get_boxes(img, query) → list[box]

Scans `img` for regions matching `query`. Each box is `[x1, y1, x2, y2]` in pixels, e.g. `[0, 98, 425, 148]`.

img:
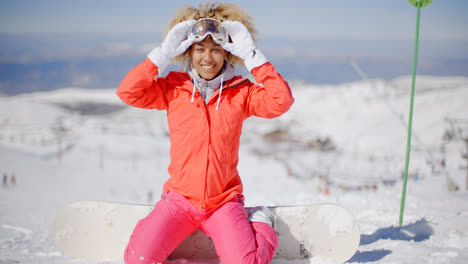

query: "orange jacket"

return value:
[117, 58, 294, 210]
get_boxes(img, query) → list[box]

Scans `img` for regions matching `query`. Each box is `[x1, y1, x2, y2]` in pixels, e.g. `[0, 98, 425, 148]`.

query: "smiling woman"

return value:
[189, 36, 228, 80]
[115, 2, 294, 264]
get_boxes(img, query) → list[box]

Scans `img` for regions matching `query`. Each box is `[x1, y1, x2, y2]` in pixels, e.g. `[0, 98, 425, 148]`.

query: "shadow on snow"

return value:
[347, 218, 433, 263]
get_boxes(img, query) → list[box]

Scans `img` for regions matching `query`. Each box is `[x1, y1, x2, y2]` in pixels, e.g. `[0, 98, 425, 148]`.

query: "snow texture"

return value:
[1, 75, 468, 263]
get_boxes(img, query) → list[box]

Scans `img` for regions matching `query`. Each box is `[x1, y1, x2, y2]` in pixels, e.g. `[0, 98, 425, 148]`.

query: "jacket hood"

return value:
[185, 60, 236, 107]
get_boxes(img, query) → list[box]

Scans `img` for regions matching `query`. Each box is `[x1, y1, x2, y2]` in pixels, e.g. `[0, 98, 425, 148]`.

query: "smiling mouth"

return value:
[202, 65, 215, 70]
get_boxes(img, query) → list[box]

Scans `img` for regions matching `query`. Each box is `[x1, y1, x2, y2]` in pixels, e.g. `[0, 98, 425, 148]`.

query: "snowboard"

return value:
[52, 201, 360, 263]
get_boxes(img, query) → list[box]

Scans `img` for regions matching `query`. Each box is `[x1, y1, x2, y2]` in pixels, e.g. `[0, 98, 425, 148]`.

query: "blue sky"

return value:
[1, 0, 467, 55]
[0, 0, 467, 93]
[1, 0, 467, 38]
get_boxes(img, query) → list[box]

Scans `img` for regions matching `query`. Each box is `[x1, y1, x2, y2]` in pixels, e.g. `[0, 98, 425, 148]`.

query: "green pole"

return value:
[399, 0, 432, 226]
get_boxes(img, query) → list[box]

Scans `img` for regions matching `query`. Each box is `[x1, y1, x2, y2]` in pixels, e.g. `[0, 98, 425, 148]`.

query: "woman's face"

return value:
[189, 36, 228, 80]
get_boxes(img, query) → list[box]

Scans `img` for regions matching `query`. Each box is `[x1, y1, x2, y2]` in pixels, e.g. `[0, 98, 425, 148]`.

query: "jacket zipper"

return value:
[173, 72, 249, 210]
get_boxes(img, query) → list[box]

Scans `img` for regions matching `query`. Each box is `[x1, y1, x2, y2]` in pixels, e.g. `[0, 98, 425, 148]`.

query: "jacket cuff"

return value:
[147, 46, 169, 76]
[244, 48, 268, 72]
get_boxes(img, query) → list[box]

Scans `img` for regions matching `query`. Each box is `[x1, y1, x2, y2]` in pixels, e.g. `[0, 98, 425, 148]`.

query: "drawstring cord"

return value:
[190, 82, 196, 102]
[190, 76, 224, 110]
[216, 76, 224, 110]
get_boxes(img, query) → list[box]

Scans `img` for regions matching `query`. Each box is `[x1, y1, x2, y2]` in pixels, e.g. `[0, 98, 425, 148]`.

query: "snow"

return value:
[1, 75, 468, 263]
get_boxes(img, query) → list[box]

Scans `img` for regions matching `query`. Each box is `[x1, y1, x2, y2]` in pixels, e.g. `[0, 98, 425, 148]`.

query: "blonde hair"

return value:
[165, 1, 258, 66]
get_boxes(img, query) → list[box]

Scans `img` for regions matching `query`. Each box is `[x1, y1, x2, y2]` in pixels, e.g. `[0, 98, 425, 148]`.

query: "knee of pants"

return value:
[201, 201, 277, 264]
[123, 192, 198, 263]
[233, 223, 279, 264]
[124, 217, 171, 264]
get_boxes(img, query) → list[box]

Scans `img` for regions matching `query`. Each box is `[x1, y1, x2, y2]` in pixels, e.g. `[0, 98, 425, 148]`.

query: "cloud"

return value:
[0, 32, 159, 63]
[71, 74, 95, 87]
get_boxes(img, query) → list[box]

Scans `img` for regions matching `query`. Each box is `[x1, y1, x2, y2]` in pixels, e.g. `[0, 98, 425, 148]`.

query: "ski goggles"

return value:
[188, 18, 228, 45]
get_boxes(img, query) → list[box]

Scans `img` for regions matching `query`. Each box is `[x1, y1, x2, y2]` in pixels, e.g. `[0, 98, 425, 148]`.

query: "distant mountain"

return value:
[2, 56, 467, 95]
[1, 32, 467, 95]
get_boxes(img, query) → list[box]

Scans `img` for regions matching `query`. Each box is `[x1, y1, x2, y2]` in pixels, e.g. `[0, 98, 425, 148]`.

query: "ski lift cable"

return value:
[348, 57, 434, 163]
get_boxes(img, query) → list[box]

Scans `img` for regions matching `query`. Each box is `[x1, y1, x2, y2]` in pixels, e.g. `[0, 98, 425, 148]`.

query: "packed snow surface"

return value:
[1, 75, 468, 263]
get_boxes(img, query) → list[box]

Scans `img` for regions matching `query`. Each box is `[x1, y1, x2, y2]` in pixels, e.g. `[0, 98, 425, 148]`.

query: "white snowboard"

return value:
[52, 201, 360, 263]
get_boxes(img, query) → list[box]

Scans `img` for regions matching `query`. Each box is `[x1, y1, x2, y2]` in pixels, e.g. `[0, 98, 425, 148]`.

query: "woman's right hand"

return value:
[148, 20, 195, 75]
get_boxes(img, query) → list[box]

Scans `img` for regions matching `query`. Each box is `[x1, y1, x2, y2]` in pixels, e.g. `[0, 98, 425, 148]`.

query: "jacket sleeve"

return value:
[246, 62, 294, 118]
[116, 58, 171, 110]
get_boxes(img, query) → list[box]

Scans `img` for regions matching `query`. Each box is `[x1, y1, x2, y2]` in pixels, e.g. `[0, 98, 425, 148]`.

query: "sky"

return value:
[0, 0, 467, 93]
[0, 0, 466, 38]
[1, 0, 467, 56]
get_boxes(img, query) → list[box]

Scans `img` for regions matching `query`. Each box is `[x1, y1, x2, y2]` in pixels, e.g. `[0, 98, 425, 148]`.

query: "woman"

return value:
[117, 2, 294, 264]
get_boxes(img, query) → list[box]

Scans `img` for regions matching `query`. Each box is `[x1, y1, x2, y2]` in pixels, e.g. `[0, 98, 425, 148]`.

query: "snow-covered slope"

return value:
[1, 76, 468, 263]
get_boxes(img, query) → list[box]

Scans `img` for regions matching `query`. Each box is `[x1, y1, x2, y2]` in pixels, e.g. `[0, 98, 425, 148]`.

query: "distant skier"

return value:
[2, 173, 7, 187]
[117, 2, 294, 264]
[11, 173, 16, 185]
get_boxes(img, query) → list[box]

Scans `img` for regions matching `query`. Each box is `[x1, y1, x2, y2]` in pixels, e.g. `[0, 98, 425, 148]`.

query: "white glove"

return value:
[221, 21, 268, 72]
[147, 20, 196, 75]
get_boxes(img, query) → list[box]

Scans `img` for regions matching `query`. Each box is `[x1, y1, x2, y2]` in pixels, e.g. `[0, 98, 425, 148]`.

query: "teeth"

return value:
[202, 65, 214, 69]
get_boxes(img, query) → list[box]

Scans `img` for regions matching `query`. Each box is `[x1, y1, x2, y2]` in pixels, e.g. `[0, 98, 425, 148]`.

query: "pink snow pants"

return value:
[124, 190, 278, 264]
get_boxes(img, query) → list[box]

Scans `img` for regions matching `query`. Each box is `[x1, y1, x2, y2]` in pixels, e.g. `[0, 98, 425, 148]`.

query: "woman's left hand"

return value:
[220, 21, 255, 61]
[221, 21, 268, 71]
